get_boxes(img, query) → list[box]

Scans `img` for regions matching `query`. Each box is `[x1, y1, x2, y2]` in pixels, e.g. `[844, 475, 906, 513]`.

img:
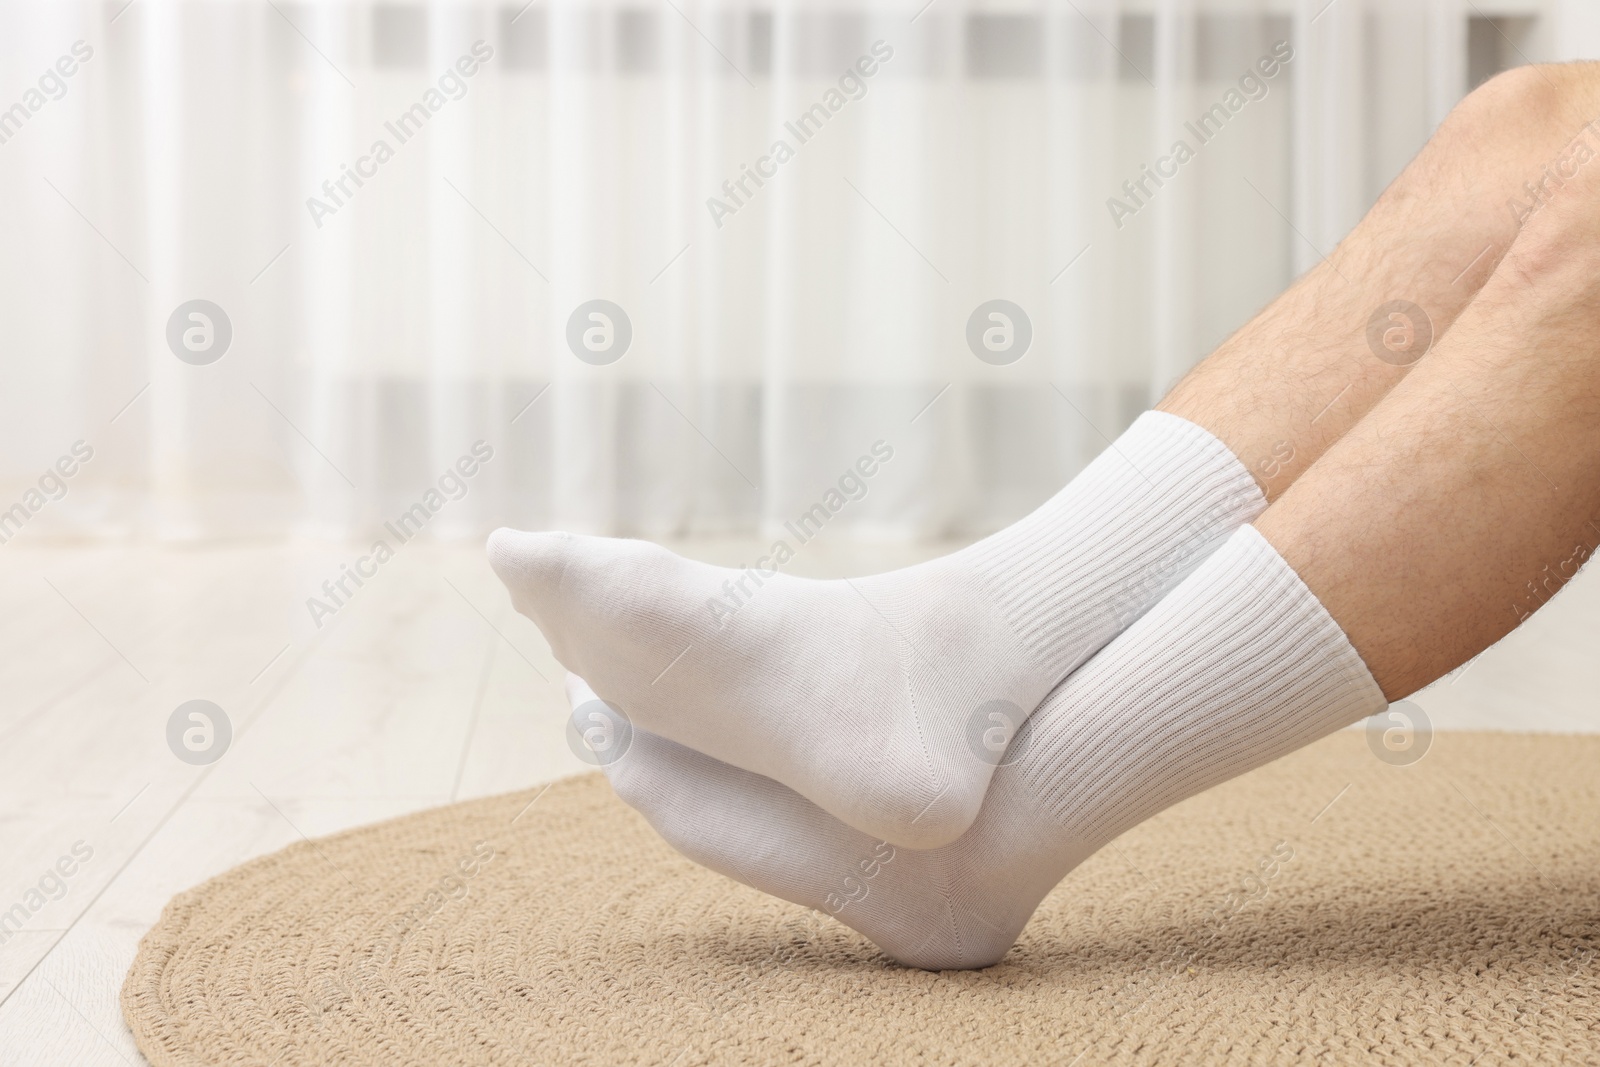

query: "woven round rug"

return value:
[123, 731, 1600, 1065]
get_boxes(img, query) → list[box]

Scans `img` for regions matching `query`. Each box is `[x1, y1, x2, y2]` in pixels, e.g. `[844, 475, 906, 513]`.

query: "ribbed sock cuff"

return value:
[1024, 524, 1387, 840]
[965, 411, 1266, 674]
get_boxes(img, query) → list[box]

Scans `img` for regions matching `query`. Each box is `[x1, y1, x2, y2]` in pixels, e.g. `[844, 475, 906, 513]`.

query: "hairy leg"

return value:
[1258, 68, 1600, 697]
[1164, 63, 1600, 497]
[494, 68, 1600, 851]
[570, 63, 1600, 969]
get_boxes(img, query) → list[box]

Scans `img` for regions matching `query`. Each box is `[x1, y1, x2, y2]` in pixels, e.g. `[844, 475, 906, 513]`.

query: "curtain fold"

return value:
[0, 0, 1562, 544]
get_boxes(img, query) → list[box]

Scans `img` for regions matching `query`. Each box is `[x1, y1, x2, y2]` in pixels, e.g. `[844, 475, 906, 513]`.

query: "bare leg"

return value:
[1258, 66, 1600, 697]
[540, 64, 1600, 971]
[495, 67, 1600, 845]
[1163, 64, 1600, 498]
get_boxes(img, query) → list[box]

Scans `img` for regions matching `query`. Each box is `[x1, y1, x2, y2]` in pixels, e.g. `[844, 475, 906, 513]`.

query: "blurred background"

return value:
[5, 0, 1594, 544]
[5, 2, 1600, 1058]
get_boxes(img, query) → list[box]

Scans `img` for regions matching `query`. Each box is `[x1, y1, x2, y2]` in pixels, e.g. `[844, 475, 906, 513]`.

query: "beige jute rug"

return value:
[122, 732, 1600, 1065]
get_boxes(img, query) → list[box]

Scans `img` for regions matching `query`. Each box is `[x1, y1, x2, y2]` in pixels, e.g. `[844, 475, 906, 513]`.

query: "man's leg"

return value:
[1163, 63, 1600, 497]
[569, 63, 1600, 968]
[493, 64, 1600, 851]
[582, 191, 1600, 958]
[1258, 79, 1600, 696]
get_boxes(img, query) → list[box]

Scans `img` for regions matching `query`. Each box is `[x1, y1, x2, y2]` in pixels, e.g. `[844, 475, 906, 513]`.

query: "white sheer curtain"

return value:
[0, 0, 1586, 543]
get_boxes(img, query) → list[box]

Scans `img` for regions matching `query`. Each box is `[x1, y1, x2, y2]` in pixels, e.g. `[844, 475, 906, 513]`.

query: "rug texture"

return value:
[122, 732, 1600, 1065]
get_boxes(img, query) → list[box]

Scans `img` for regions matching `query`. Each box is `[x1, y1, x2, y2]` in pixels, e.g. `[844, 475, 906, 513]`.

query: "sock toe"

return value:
[487, 527, 599, 650]
[486, 527, 571, 589]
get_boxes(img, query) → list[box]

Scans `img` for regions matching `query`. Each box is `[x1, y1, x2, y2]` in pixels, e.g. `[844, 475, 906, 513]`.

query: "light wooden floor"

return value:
[1, 536, 1597, 1064]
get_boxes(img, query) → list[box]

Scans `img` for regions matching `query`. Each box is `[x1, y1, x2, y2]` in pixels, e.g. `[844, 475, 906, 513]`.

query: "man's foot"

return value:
[577, 526, 1386, 968]
[492, 412, 1262, 848]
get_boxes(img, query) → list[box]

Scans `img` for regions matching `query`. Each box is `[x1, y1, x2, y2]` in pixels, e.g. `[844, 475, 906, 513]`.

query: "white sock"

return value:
[578, 526, 1387, 969]
[491, 411, 1263, 848]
